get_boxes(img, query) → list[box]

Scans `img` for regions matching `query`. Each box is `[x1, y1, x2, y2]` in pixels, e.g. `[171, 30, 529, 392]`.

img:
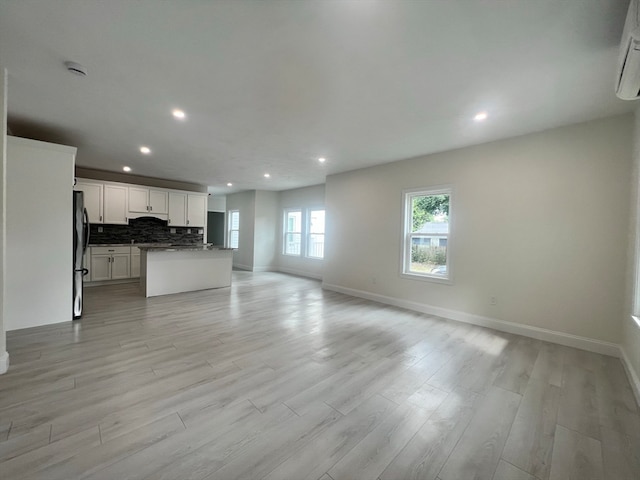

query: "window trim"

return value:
[283, 208, 303, 256]
[227, 209, 239, 249]
[400, 185, 453, 285]
[306, 207, 325, 259]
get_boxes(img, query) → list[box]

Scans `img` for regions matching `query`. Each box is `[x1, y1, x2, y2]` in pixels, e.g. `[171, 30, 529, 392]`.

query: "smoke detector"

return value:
[64, 61, 87, 77]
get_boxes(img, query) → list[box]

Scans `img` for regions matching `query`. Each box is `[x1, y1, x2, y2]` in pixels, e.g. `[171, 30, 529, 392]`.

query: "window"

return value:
[282, 207, 326, 259]
[228, 210, 239, 248]
[307, 209, 325, 259]
[402, 187, 451, 281]
[284, 209, 302, 255]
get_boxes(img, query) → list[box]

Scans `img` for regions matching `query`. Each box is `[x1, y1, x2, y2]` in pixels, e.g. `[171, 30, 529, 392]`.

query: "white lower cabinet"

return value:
[131, 247, 141, 278]
[90, 246, 132, 281]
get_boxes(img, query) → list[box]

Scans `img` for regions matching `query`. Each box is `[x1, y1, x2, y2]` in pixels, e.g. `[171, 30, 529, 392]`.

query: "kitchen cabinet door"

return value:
[149, 189, 168, 214]
[111, 254, 130, 279]
[128, 187, 149, 213]
[187, 194, 207, 227]
[168, 192, 187, 227]
[75, 181, 103, 223]
[104, 185, 128, 224]
[130, 253, 141, 278]
[91, 255, 111, 281]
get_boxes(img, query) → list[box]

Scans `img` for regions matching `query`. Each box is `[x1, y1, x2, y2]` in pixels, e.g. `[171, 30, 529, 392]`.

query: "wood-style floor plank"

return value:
[0, 272, 637, 479]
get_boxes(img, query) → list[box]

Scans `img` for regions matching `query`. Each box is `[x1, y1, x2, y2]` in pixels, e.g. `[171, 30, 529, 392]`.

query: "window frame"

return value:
[283, 208, 303, 256]
[227, 209, 240, 249]
[306, 208, 325, 259]
[400, 186, 453, 284]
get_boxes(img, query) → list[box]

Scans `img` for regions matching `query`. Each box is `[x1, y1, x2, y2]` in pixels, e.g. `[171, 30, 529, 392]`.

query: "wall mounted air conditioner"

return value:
[616, 0, 640, 100]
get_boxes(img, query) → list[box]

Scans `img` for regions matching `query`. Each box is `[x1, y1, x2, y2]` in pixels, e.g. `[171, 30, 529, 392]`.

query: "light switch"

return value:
[170, 228, 176, 234]
[198, 229, 203, 234]
[187, 228, 191, 234]
[97, 226, 103, 233]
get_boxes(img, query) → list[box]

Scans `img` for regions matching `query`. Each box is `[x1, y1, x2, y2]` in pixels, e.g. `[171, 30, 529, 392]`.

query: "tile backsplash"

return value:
[89, 217, 203, 245]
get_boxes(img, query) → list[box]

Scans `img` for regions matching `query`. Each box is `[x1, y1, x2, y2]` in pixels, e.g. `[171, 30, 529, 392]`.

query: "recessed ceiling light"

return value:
[474, 111, 488, 122]
[227, 182, 233, 187]
[264, 173, 271, 178]
[318, 157, 326, 163]
[123, 166, 131, 172]
[140, 146, 151, 154]
[172, 109, 186, 120]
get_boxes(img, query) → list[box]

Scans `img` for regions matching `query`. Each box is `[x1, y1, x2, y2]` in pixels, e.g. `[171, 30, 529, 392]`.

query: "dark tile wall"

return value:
[89, 216, 204, 245]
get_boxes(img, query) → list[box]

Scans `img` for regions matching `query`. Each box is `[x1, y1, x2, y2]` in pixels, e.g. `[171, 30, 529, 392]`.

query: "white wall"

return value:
[277, 184, 325, 279]
[0, 68, 7, 373]
[324, 115, 632, 346]
[623, 108, 640, 403]
[226, 190, 255, 270]
[6, 137, 76, 331]
[253, 191, 278, 272]
[208, 194, 226, 212]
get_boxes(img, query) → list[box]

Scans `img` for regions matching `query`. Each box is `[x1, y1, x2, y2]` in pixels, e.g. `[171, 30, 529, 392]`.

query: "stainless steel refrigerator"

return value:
[73, 191, 90, 319]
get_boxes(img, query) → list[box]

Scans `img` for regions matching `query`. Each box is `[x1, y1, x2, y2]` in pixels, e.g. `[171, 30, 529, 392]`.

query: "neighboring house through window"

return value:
[402, 187, 452, 281]
[228, 209, 239, 248]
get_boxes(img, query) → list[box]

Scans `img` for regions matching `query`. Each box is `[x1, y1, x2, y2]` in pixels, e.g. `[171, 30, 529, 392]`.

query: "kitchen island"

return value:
[139, 245, 234, 297]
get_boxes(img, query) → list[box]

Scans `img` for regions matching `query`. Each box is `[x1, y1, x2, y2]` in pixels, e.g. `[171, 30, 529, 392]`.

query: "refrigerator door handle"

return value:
[83, 208, 90, 252]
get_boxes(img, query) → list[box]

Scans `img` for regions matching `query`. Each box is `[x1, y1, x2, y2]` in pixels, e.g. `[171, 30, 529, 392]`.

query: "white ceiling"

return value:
[0, 0, 635, 194]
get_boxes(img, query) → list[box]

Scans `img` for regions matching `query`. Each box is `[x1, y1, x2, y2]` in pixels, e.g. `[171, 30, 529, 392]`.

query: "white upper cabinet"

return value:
[128, 187, 149, 213]
[74, 180, 103, 223]
[103, 184, 128, 224]
[187, 194, 207, 227]
[75, 178, 205, 229]
[168, 192, 188, 227]
[128, 187, 168, 215]
[149, 189, 168, 214]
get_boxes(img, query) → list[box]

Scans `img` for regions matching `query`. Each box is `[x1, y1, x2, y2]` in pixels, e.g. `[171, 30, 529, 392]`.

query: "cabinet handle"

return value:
[149, 205, 152, 211]
[187, 219, 189, 225]
[99, 215, 102, 222]
[168, 219, 170, 224]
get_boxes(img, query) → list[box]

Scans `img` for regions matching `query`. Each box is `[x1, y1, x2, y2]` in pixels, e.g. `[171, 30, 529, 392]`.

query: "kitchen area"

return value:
[5, 135, 231, 333]
[75, 176, 232, 302]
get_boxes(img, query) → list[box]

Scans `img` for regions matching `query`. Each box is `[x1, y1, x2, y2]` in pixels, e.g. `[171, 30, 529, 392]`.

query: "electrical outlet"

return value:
[198, 229, 203, 234]
[170, 228, 176, 234]
[97, 226, 103, 233]
[187, 228, 191, 234]
[490, 296, 497, 306]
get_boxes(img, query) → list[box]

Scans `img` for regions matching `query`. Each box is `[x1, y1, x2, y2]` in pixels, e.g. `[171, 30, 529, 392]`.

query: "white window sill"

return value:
[400, 271, 453, 285]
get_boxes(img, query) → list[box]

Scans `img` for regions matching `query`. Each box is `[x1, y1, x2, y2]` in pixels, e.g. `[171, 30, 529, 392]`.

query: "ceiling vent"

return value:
[64, 61, 87, 77]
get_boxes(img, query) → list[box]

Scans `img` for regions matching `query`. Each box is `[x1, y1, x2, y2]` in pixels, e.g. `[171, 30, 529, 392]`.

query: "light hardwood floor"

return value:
[1, 272, 639, 480]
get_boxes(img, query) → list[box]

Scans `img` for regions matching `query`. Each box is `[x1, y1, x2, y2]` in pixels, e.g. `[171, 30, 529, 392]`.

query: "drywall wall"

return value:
[253, 191, 279, 271]
[0, 68, 7, 373]
[623, 108, 640, 402]
[226, 190, 256, 270]
[324, 115, 632, 345]
[75, 167, 206, 193]
[208, 194, 226, 212]
[277, 184, 326, 279]
[6, 137, 76, 331]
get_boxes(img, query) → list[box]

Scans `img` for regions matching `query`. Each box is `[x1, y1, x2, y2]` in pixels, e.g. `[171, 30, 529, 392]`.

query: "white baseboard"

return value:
[0, 351, 9, 374]
[278, 267, 323, 280]
[620, 346, 640, 407]
[252, 266, 276, 273]
[233, 263, 253, 271]
[322, 283, 621, 358]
